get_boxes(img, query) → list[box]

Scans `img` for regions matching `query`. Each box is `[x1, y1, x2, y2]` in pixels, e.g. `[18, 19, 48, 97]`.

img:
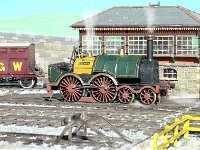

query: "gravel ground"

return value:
[0, 87, 199, 150]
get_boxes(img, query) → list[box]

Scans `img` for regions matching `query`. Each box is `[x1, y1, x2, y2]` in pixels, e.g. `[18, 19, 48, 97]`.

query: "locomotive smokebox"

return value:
[146, 35, 154, 61]
[139, 35, 159, 85]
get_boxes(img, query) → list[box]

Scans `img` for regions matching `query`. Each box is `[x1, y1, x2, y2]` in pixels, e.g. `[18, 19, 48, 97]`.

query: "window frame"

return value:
[128, 36, 174, 54]
[104, 36, 126, 54]
[162, 68, 178, 80]
[82, 35, 103, 55]
[153, 36, 174, 54]
[176, 35, 198, 55]
[128, 36, 146, 54]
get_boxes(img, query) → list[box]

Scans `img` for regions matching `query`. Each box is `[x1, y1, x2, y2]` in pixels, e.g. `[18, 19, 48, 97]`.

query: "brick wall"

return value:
[159, 64, 200, 98]
[0, 32, 78, 75]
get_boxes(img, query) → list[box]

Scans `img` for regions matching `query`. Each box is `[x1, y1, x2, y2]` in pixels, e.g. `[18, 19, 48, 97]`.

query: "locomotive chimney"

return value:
[146, 35, 154, 61]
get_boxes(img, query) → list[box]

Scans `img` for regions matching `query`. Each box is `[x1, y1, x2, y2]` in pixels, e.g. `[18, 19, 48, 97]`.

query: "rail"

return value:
[152, 115, 200, 150]
[55, 113, 132, 147]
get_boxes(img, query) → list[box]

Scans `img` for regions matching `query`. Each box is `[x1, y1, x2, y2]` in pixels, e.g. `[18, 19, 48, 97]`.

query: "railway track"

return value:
[0, 91, 200, 148]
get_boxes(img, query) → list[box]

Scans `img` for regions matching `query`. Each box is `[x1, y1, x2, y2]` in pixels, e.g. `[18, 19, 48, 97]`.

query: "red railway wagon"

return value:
[0, 43, 44, 88]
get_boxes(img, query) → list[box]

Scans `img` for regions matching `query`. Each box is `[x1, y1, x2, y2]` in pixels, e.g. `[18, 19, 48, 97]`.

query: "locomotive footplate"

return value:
[46, 82, 163, 104]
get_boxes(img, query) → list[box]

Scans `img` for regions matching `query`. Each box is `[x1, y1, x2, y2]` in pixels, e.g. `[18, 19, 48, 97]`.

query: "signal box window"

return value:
[177, 36, 198, 55]
[153, 36, 174, 54]
[105, 36, 126, 54]
[163, 68, 177, 79]
[128, 36, 146, 54]
[128, 36, 174, 54]
[82, 36, 102, 55]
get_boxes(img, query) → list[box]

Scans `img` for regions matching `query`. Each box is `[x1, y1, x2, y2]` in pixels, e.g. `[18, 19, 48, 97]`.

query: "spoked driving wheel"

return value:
[59, 76, 84, 102]
[20, 78, 35, 88]
[139, 88, 156, 105]
[118, 87, 134, 104]
[91, 75, 117, 103]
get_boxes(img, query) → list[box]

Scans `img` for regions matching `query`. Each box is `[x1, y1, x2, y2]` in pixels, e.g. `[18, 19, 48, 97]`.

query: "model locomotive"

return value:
[47, 36, 171, 105]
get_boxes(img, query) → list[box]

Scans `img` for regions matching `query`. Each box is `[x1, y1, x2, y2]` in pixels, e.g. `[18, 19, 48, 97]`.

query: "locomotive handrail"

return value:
[152, 115, 200, 150]
[70, 46, 78, 65]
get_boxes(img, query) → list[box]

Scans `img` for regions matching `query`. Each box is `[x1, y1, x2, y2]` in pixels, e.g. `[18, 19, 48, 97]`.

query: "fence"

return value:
[152, 115, 200, 150]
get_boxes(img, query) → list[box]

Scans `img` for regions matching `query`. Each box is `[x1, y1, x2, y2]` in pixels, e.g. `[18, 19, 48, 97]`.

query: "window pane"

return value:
[177, 36, 198, 54]
[82, 35, 102, 55]
[128, 36, 146, 54]
[163, 68, 177, 79]
[153, 36, 174, 54]
[105, 36, 126, 54]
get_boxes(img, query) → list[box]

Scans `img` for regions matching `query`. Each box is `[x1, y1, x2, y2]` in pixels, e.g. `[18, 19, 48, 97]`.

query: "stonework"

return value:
[159, 64, 200, 98]
[0, 32, 78, 75]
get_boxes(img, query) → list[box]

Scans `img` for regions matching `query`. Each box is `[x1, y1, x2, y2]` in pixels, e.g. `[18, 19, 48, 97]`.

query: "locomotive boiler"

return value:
[47, 36, 170, 105]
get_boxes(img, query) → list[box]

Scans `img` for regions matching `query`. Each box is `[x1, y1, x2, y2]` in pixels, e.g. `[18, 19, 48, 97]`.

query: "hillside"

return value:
[0, 13, 82, 37]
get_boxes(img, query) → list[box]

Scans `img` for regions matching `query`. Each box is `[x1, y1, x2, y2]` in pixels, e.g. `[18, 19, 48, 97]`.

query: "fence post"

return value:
[184, 116, 190, 138]
[84, 124, 87, 136]
[163, 125, 170, 150]
[153, 133, 159, 150]
[174, 118, 179, 147]
[68, 126, 72, 142]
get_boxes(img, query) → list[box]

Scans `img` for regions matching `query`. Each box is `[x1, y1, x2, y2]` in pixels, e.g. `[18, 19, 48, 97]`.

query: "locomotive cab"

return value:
[73, 53, 96, 75]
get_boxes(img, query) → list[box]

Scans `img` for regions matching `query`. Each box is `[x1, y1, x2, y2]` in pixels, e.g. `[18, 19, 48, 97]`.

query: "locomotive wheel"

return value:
[59, 76, 84, 102]
[139, 88, 156, 105]
[118, 87, 134, 104]
[91, 75, 117, 103]
[20, 78, 35, 88]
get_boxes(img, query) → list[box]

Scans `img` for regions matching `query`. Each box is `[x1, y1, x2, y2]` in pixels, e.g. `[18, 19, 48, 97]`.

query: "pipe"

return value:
[146, 35, 154, 61]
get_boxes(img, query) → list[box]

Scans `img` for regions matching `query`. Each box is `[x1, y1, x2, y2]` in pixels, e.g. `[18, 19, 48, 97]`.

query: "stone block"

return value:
[38, 50, 46, 57]
[44, 50, 52, 57]
[44, 56, 56, 61]
[44, 43, 53, 50]
[60, 44, 68, 50]
[53, 43, 61, 50]
[36, 43, 45, 49]
[51, 53, 59, 58]
[66, 45, 74, 51]
[0, 40, 7, 43]
[54, 57, 64, 61]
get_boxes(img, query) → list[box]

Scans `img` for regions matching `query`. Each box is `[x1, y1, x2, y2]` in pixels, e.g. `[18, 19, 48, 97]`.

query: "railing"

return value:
[153, 115, 200, 150]
[70, 46, 78, 65]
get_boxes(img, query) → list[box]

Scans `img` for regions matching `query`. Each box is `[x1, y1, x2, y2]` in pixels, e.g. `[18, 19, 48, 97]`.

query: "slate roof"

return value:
[71, 6, 200, 28]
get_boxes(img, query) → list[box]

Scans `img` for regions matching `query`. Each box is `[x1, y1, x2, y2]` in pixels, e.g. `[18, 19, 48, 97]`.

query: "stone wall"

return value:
[159, 64, 200, 98]
[0, 32, 78, 75]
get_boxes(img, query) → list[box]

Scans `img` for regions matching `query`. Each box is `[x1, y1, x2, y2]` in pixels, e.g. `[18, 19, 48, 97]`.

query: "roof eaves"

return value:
[74, 26, 200, 31]
[177, 6, 200, 25]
